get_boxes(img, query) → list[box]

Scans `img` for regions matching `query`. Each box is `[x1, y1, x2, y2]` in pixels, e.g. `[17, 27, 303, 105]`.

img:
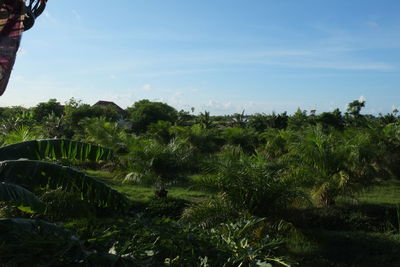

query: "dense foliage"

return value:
[1, 98, 400, 266]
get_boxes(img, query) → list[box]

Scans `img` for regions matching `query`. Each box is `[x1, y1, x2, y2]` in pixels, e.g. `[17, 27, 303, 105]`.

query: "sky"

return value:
[1, 0, 400, 115]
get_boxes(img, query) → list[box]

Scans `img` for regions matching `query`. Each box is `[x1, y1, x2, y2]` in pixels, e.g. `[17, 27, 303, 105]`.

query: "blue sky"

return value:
[1, 0, 400, 115]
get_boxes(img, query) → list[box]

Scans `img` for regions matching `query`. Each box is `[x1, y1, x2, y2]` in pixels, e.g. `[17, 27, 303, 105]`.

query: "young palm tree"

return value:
[286, 125, 380, 206]
[200, 145, 305, 216]
[123, 138, 194, 197]
[81, 116, 127, 151]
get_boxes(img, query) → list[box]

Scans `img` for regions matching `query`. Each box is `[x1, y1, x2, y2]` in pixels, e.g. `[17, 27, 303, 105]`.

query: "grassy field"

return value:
[87, 170, 212, 203]
[87, 170, 400, 266]
[358, 179, 400, 205]
[285, 179, 400, 266]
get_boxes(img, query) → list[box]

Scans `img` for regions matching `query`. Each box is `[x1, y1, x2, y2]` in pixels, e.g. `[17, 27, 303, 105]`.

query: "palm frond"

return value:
[181, 194, 239, 227]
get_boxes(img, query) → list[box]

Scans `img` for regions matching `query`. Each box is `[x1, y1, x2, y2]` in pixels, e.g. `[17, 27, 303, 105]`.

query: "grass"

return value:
[288, 230, 400, 267]
[88, 169, 400, 266]
[358, 179, 400, 205]
[284, 179, 400, 266]
[86, 170, 212, 203]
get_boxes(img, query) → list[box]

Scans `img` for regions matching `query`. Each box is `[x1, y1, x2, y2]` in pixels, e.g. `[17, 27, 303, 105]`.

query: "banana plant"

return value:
[0, 218, 89, 265]
[0, 138, 113, 162]
[0, 138, 129, 264]
[0, 159, 128, 211]
[0, 182, 44, 213]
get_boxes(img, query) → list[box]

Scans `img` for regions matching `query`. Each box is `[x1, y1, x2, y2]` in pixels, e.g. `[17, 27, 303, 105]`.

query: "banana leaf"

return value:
[0, 139, 113, 162]
[0, 160, 129, 211]
[0, 218, 88, 265]
[0, 182, 44, 213]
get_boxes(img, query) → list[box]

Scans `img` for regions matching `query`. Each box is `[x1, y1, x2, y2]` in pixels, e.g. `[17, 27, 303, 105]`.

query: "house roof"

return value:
[93, 101, 125, 113]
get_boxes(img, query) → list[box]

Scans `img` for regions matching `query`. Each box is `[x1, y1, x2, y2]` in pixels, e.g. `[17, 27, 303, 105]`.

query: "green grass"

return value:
[285, 179, 400, 266]
[358, 179, 400, 205]
[87, 169, 400, 266]
[288, 230, 400, 267]
[86, 170, 212, 203]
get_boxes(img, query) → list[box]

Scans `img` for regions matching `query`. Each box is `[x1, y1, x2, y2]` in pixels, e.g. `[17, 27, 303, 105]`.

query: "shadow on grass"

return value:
[291, 230, 400, 267]
[286, 203, 399, 232]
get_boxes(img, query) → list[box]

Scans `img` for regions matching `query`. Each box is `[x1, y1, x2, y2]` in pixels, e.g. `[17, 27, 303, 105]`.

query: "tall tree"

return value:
[126, 100, 178, 134]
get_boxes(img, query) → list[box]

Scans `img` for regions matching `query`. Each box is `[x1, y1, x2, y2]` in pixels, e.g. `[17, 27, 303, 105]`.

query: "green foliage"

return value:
[345, 99, 367, 127]
[2, 125, 43, 145]
[207, 217, 287, 267]
[248, 112, 288, 132]
[202, 146, 304, 216]
[127, 99, 178, 134]
[316, 109, 344, 130]
[0, 218, 89, 265]
[197, 110, 213, 129]
[230, 110, 247, 128]
[181, 194, 240, 227]
[38, 112, 67, 139]
[63, 99, 120, 137]
[170, 124, 222, 154]
[222, 127, 258, 153]
[0, 183, 44, 213]
[259, 128, 293, 160]
[0, 160, 129, 211]
[146, 120, 173, 143]
[41, 188, 96, 221]
[32, 98, 64, 122]
[2, 98, 400, 265]
[347, 99, 365, 117]
[0, 139, 113, 162]
[287, 109, 310, 131]
[123, 138, 193, 190]
[286, 126, 381, 206]
[80, 216, 288, 266]
[81, 116, 127, 150]
[145, 196, 189, 219]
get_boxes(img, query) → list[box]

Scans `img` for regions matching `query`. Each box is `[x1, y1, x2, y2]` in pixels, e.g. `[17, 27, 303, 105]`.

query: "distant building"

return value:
[93, 100, 131, 127]
[93, 101, 126, 115]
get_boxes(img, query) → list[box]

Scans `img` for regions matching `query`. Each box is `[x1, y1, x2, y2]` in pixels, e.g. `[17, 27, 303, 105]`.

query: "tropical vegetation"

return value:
[1, 98, 400, 266]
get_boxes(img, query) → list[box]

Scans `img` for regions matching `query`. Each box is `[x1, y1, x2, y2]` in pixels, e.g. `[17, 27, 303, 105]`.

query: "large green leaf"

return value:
[0, 139, 113, 162]
[0, 182, 44, 213]
[0, 160, 129, 211]
[0, 218, 88, 265]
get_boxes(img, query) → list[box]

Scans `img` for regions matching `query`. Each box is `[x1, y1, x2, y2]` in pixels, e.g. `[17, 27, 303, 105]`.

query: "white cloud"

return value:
[169, 91, 184, 105]
[359, 95, 366, 103]
[142, 84, 153, 91]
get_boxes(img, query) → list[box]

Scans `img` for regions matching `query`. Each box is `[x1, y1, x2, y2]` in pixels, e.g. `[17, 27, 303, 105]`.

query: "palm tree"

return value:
[123, 138, 194, 197]
[200, 145, 305, 216]
[197, 111, 213, 129]
[286, 125, 380, 206]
